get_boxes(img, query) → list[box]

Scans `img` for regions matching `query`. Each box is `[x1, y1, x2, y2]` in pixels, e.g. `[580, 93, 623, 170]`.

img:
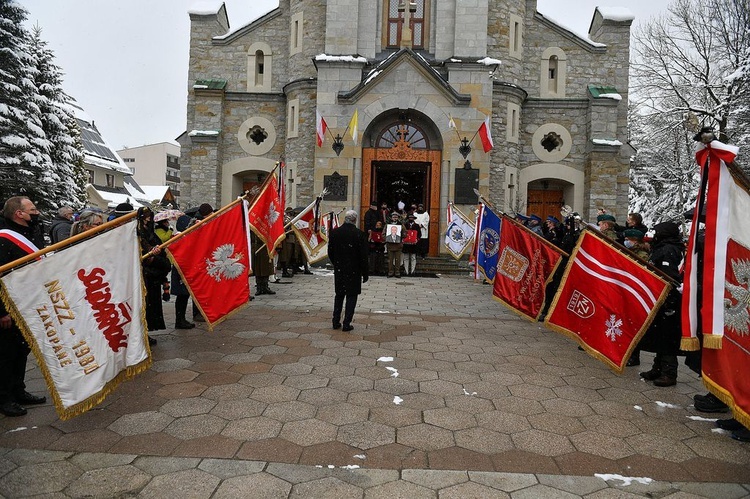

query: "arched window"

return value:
[247, 42, 273, 93]
[541, 48, 566, 98]
[376, 122, 428, 149]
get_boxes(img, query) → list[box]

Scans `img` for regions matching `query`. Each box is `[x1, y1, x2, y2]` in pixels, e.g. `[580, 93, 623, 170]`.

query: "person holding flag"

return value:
[0, 196, 48, 417]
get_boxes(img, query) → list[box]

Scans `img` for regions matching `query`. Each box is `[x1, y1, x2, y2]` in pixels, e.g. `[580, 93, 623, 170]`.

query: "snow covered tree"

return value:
[28, 25, 86, 211]
[0, 0, 54, 209]
[629, 0, 750, 221]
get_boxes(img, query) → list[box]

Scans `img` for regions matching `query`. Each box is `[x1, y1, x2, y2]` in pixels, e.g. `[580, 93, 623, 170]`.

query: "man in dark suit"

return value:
[328, 210, 368, 332]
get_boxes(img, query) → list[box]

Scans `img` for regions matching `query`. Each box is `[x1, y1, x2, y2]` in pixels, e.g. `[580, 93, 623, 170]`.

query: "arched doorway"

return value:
[360, 110, 442, 255]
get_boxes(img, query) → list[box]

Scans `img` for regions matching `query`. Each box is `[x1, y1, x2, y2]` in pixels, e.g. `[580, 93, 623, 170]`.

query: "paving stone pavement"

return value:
[1, 269, 749, 498]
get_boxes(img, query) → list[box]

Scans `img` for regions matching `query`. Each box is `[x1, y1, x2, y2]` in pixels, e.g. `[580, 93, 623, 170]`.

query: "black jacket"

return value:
[328, 222, 368, 295]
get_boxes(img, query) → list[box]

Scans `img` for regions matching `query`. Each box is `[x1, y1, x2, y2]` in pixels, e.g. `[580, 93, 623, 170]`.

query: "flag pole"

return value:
[0, 211, 138, 275]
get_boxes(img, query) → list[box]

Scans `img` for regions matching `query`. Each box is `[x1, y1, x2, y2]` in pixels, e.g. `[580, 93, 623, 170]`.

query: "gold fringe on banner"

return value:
[0, 278, 152, 420]
[704, 377, 750, 431]
[703, 335, 723, 350]
[680, 337, 701, 352]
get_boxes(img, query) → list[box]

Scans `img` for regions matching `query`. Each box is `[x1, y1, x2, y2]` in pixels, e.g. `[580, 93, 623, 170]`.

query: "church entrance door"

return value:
[527, 188, 564, 221]
[372, 162, 429, 210]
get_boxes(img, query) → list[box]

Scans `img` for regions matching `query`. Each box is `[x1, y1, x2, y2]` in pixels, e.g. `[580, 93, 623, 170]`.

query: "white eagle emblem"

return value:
[205, 244, 245, 282]
[725, 257, 750, 336]
[265, 201, 280, 226]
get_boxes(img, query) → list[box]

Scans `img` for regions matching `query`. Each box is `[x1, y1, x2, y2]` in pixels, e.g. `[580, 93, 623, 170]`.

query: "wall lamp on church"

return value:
[331, 133, 345, 156]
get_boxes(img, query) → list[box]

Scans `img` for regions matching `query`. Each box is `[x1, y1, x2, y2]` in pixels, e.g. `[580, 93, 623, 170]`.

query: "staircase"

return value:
[416, 256, 471, 276]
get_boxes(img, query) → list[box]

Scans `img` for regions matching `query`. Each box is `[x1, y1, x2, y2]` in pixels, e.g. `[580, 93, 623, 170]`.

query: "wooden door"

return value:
[527, 189, 564, 221]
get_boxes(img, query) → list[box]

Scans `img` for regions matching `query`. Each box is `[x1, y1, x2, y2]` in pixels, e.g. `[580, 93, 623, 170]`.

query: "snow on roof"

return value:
[477, 57, 502, 66]
[537, 12, 606, 48]
[597, 93, 622, 101]
[592, 138, 623, 146]
[188, 130, 220, 137]
[94, 189, 144, 210]
[597, 7, 635, 23]
[187, 0, 224, 16]
[315, 54, 368, 63]
[139, 185, 170, 202]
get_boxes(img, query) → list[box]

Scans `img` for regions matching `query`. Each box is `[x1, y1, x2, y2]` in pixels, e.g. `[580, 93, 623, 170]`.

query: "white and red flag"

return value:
[684, 148, 750, 427]
[545, 230, 671, 373]
[290, 196, 328, 264]
[316, 110, 328, 147]
[0, 221, 149, 419]
[478, 114, 493, 153]
[168, 201, 252, 330]
[492, 215, 565, 321]
[682, 139, 740, 350]
[247, 172, 286, 258]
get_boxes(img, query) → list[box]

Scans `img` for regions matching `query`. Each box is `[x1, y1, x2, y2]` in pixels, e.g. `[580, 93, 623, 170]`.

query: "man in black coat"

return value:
[0, 196, 48, 417]
[328, 210, 368, 332]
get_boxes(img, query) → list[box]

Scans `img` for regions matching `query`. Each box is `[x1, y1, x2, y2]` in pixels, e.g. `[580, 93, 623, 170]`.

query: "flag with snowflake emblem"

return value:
[544, 230, 671, 373]
[247, 172, 286, 258]
[168, 201, 252, 330]
[695, 156, 750, 428]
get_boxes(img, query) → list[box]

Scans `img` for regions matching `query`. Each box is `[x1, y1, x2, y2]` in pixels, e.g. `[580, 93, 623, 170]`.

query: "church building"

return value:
[181, 0, 633, 255]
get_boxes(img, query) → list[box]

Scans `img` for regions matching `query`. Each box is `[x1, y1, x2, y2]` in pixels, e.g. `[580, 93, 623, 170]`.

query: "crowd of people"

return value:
[362, 200, 429, 277]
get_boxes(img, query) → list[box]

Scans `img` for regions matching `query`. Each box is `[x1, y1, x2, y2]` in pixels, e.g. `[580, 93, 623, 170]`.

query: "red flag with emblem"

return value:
[492, 215, 565, 321]
[545, 230, 671, 373]
[696, 156, 750, 428]
[168, 201, 252, 330]
[247, 172, 286, 258]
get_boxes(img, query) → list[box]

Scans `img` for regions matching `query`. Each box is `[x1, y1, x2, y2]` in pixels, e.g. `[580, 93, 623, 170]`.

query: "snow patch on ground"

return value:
[595, 473, 653, 486]
[633, 405, 643, 411]
[377, 356, 394, 362]
[655, 401, 680, 409]
[687, 415, 718, 422]
[393, 396, 403, 405]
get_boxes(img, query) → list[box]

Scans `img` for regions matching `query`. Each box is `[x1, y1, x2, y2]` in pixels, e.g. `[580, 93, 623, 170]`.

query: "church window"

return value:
[247, 126, 268, 145]
[509, 14, 522, 59]
[385, 0, 427, 50]
[290, 12, 303, 54]
[247, 42, 273, 92]
[541, 47, 567, 98]
[376, 122, 428, 149]
[287, 99, 299, 138]
[541, 132, 562, 152]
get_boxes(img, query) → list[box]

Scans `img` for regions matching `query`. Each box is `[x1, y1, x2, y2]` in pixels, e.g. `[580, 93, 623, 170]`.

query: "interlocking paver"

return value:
[0, 274, 746, 497]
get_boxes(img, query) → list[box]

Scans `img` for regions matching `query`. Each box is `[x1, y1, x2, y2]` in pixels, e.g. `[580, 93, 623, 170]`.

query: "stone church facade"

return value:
[181, 0, 633, 255]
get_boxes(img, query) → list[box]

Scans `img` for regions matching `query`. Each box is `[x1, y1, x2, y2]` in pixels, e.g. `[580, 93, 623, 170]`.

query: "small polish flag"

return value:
[478, 115, 493, 153]
[316, 110, 328, 147]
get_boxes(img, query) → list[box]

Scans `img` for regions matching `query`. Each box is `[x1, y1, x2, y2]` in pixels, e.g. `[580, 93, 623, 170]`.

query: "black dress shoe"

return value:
[0, 401, 27, 417]
[639, 368, 661, 381]
[332, 323, 341, 330]
[653, 374, 677, 387]
[342, 325, 354, 332]
[731, 427, 750, 442]
[15, 391, 46, 405]
[148, 336, 158, 346]
[626, 356, 640, 367]
[694, 393, 729, 413]
[716, 418, 744, 431]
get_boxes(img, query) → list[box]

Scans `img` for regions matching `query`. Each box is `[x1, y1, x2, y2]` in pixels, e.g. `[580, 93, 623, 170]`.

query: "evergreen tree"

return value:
[28, 25, 86, 211]
[0, 0, 53, 209]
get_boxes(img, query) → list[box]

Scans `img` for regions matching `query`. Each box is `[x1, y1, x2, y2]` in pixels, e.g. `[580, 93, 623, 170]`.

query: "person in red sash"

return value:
[0, 196, 48, 417]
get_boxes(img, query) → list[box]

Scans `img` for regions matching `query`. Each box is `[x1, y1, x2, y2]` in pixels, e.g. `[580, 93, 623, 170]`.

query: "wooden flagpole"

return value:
[0, 211, 138, 275]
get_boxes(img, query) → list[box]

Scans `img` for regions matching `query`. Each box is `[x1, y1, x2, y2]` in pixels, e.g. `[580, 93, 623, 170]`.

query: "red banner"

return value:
[545, 230, 671, 373]
[492, 216, 565, 321]
[247, 173, 286, 258]
[168, 202, 251, 330]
